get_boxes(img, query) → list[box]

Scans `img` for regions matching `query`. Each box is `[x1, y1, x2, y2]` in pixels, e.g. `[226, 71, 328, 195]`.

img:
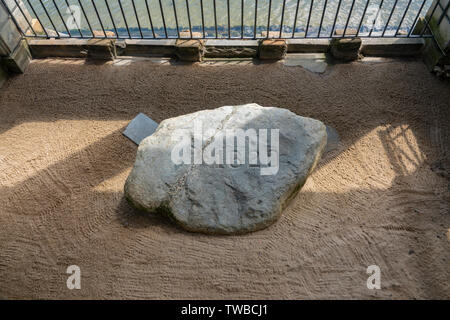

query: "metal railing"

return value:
[1, 0, 447, 39]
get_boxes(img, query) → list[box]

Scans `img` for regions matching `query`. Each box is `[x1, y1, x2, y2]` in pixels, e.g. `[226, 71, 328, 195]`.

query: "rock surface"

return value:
[330, 38, 362, 61]
[125, 104, 327, 234]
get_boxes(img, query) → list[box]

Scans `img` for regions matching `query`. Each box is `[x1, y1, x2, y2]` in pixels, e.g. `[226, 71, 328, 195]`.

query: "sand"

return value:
[0, 57, 448, 299]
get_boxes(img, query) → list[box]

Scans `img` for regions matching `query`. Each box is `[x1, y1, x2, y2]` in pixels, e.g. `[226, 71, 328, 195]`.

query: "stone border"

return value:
[27, 38, 427, 60]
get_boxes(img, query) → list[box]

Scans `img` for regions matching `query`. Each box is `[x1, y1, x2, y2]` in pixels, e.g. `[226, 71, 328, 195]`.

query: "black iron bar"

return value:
[227, 0, 230, 38]
[213, 0, 217, 37]
[420, 0, 440, 36]
[241, 0, 244, 38]
[52, 0, 71, 36]
[356, 0, 370, 36]
[118, 0, 131, 38]
[266, 0, 272, 38]
[171, 0, 179, 38]
[254, 0, 258, 38]
[368, 0, 384, 37]
[395, 0, 412, 36]
[437, 0, 449, 26]
[343, 0, 355, 37]
[38, 0, 60, 37]
[292, 0, 300, 38]
[318, 0, 328, 37]
[201, 0, 205, 38]
[407, 0, 426, 37]
[381, 0, 399, 37]
[279, 0, 286, 38]
[26, 0, 49, 37]
[76, 0, 94, 37]
[330, 0, 343, 37]
[0, 0, 26, 35]
[305, 0, 314, 37]
[91, 0, 107, 37]
[12, 0, 37, 36]
[185, 0, 192, 38]
[104, 0, 118, 38]
[158, 0, 167, 38]
[131, 0, 143, 38]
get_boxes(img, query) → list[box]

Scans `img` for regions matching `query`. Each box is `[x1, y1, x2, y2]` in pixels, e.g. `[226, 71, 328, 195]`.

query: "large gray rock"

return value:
[125, 104, 327, 234]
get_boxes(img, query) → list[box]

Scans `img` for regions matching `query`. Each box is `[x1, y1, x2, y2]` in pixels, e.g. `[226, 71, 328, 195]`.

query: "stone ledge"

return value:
[286, 39, 330, 53]
[204, 40, 258, 58]
[28, 39, 89, 58]
[361, 38, 424, 56]
[27, 38, 432, 60]
[124, 39, 176, 56]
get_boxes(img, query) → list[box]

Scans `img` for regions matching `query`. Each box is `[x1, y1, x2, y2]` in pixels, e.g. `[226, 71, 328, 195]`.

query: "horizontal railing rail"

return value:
[1, 0, 445, 39]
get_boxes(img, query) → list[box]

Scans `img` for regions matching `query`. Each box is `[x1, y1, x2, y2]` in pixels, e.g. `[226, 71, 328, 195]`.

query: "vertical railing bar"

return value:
[437, 0, 449, 25]
[118, 0, 131, 38]
[279, 0, 286, 38]
[65, 0, 83, 37]
[213, 0, 218, 38]
[104, 0, 119, 38]
[330, 0, 342, 37]
[343, 0, 355, 37]
[266, 0, 272, 38]
[38, 0, 60, 37]
[356, 0, 370, 36]
[185, 0, 192, 38]
[131, 0, 143, 38]
[381, 0, 399, 37]
[171, 0, 179, 38]
[1, 0, 26, 35]
[368, 0, 384, 37]
[254, 0, 258, 38]
[200, 0, 205, 38]
[318, 0, 328, 37]
[91, 0, 107, 38]
[77, 0, 94, 37]
[26, 0, 48, 37]
[12, 0, 37, 36]
[52, 0, 71, 37]
[407, 0, 426, 37]
[227, 0, 230, 38]
[241, 0, 244, 38]
[420, 0, 440, 36]
[394, 0, 412, 36]
[159, 0, 168, 38]
[292, 0, 300, 38]
[305, 0, 314, 38]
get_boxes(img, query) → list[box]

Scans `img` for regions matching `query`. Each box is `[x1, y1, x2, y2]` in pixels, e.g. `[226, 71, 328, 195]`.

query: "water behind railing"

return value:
[18, 0, 434, 38]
